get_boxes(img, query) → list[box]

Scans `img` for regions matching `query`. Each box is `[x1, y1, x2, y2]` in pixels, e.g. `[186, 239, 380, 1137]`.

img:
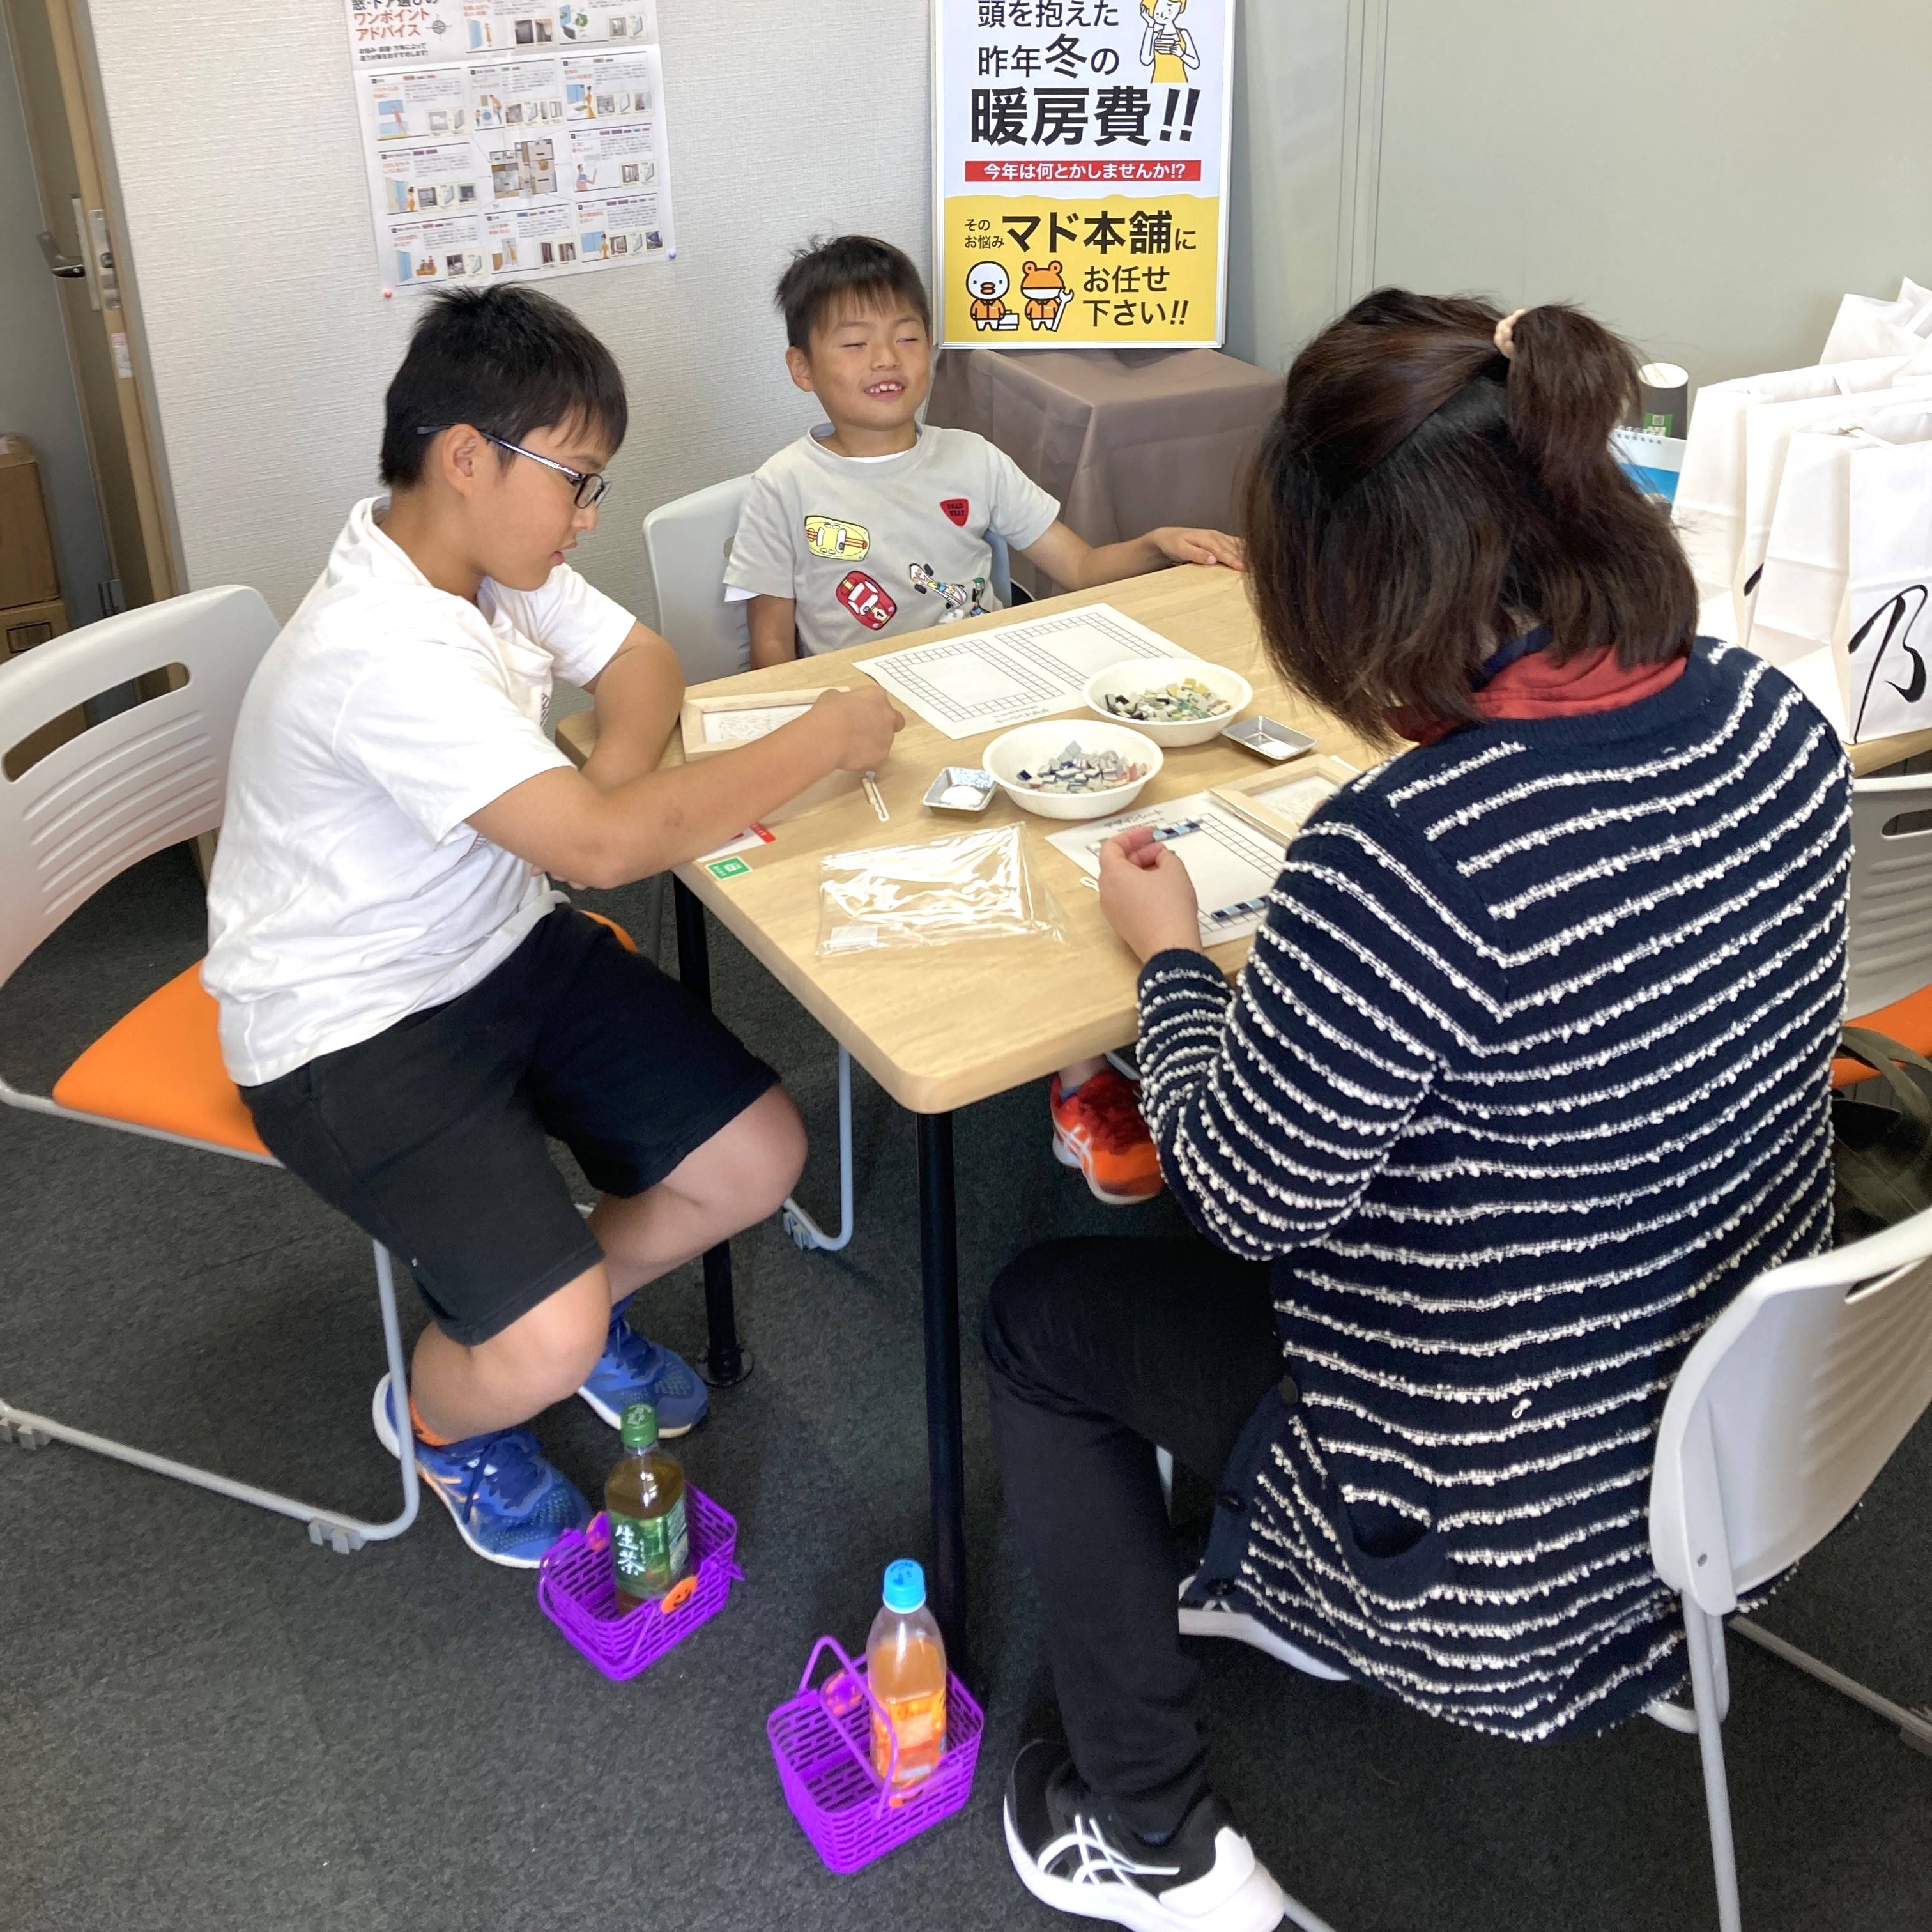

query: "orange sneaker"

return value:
[1049, 1068, 1163, 1205]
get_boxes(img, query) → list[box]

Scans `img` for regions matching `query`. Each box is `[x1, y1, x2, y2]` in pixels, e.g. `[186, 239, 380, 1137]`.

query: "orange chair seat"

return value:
[51, 960, 269, 1156]
[1834, 984, 1932, 1090]
[48, 914, 636, 1159]
[580, 910, 638, 952]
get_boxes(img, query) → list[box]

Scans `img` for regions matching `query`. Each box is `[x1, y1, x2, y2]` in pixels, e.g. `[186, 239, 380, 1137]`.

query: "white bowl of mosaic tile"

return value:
[981, 721, 1164, 821]
[1083, 659, 1254, 747]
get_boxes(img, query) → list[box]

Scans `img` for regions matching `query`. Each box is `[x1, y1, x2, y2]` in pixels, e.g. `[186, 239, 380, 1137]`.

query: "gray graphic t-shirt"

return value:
[724, 425, 1059, 656]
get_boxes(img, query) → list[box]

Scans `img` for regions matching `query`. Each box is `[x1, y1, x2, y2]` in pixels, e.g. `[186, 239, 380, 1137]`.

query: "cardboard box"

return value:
[0, 436, 61, 610]
[3, 595, 70, 657]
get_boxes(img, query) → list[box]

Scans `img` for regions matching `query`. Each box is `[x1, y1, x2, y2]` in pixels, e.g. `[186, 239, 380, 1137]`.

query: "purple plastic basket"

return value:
[766, 1634, 984, 1874]
[536, 1494, 740, 1680]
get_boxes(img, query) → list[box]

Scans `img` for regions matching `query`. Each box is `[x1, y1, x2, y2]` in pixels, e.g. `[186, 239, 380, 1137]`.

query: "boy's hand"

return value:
[1151, 527, 1246, 571]
[1098, 825, 1203, 962]
[812, 684, 904, 770]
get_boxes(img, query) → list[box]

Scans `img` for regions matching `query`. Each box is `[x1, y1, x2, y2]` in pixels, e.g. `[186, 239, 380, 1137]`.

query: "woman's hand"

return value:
[1098, 826, 1202, 962]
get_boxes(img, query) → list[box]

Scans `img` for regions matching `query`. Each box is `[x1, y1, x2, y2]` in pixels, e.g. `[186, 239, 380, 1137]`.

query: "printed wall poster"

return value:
[342, 1, 676, 296]
[933, 0, 1234, 349]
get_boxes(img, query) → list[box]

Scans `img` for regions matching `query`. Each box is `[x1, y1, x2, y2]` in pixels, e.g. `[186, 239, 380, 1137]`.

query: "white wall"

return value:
[85, 0, 931, 625]
[1372, 0, 1932, 392]
[1221, 0, 1353, 379]
[95, 0, 1931, 623]
[0, 12, 111, 617]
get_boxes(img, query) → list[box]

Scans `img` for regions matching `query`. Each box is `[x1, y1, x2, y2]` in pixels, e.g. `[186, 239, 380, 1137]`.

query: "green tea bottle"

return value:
[606, 1401, 690, 1611]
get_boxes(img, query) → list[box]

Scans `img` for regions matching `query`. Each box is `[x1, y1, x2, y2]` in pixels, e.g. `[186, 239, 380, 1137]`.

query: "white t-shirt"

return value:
[203, 496, 634, 1087]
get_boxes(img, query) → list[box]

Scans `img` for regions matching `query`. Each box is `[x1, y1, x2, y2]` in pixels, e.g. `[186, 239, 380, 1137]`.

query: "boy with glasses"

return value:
[204, 286, 900, 1566]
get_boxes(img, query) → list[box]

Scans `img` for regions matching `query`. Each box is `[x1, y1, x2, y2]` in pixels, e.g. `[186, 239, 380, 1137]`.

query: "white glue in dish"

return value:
[923, 766, 997, 813]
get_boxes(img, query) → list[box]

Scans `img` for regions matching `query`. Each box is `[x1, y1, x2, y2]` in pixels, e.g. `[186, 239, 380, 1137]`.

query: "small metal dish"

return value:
[1222, 715, 1317, 762]
[923, 765, 997, 813]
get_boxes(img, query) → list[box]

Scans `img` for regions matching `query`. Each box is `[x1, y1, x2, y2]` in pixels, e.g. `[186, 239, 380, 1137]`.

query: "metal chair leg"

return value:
[781, 1044, 855, 1253]
[1684, 1602, 1745, 1932]
[1280, 1892, 1345, 1932]
[1732, 1616, 1932, 1755]
[0, 1241, 419, 1554]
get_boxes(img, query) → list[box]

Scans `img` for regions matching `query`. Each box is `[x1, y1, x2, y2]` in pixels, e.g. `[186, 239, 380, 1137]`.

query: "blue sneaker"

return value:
[577, 1301, 709, 1436]
[372, 1376, 590, 1568]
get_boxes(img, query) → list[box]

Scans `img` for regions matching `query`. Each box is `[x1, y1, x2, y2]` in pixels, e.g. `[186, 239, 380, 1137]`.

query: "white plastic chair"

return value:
[1846, 771, 1932, 1016]
[1650, 1203, 1932, 1929]
[640, 477, 1019, 1254]
[643, 477, 833, 1253]
[1690, 770, 1932, 1749]
[0, 587, 418, 1553]
[643, 474, 753, 686]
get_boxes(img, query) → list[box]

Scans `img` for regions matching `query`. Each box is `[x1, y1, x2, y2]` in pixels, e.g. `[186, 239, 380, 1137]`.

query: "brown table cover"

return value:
[926, 345, 1282, 597]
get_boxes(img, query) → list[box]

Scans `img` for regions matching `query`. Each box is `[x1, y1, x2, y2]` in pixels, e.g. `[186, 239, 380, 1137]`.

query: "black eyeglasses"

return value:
[417, 425, 610, 509]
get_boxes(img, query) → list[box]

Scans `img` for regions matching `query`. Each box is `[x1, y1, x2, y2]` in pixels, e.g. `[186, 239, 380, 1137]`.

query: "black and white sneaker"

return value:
[1177, 1575, 1351, 1682]
[1002, 1742, 1286, 1931]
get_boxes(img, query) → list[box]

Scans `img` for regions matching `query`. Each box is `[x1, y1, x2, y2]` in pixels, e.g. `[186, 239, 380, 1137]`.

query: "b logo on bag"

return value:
[1850, 583, 1929, 736]
[940, 498, 969, 527]
[836, 571, 897, 630]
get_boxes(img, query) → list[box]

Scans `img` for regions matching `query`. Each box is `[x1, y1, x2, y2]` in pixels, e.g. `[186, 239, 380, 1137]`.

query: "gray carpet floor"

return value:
[3, 843, 1930, 1932]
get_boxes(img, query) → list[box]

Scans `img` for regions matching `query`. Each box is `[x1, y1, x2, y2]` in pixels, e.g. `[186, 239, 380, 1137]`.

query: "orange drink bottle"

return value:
[866, 1560, 947, 1793]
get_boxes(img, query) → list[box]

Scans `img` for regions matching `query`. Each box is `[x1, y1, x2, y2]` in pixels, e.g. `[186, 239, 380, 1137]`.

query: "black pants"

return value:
[983, 1236, 1282, 1838]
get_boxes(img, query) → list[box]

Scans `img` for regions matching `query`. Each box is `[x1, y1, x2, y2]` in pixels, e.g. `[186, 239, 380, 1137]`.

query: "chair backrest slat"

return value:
[1652, 1208, 1932, 1610]
[0, 586, 277, 992]
[644, 477, 753, 686]
[1847, 774, 1932, 1015]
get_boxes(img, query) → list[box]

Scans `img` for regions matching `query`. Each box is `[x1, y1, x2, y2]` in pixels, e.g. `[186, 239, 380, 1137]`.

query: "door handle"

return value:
[36, 231, 85, 279]
[85, 204, 119, 311]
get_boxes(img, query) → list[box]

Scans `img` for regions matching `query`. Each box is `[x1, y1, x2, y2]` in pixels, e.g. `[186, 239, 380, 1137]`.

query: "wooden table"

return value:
[1849, 726, 1932, 778]
[564, 570, 1376, 1101]
[560, 568, 1373, 1663]
[559, 573, 1929, 1662]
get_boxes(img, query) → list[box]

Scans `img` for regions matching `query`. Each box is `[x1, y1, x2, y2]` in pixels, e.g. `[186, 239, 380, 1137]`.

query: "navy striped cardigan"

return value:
[1156, 640, 1851, 1740]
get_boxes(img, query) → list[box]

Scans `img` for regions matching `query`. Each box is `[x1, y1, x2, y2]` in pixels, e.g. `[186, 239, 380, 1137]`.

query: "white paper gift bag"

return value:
[1673, 354, 1917, 640]
[1844, 424, 1932, 740]
[1745, 431, 1862, 733]
[1820, 277, 1932, 363]
[1749, 409, 1932, 741]
[1732, 379, 1932, 641]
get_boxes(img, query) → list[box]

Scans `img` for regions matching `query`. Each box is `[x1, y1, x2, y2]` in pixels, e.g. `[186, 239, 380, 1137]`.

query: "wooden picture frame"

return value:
[678, 686, 858, 825]
[1211, 753, 1361, 845]
[679, 686, 834, 756]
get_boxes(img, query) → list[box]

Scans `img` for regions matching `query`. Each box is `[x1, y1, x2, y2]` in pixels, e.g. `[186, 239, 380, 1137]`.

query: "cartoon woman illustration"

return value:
[1139, 0, 1199, 86]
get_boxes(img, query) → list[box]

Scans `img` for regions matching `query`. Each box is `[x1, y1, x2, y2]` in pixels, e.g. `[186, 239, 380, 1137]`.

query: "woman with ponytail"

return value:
[990, 293, 1851, 1931]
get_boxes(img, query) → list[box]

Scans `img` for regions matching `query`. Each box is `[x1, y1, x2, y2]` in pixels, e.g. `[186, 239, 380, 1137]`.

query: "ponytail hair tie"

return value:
[1494, 308, 1528, 361]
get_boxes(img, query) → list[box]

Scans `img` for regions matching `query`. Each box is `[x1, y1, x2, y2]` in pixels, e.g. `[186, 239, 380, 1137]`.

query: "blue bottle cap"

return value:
[882, 1559, 926, 1614]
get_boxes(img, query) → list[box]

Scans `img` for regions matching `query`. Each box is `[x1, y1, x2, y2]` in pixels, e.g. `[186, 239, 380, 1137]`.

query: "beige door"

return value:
[4, 0, 176, 611]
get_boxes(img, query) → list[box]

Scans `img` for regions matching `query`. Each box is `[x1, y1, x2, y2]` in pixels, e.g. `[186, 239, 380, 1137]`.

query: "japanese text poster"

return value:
[342, 0, 678, 297]
[933, 0, 1234, 348]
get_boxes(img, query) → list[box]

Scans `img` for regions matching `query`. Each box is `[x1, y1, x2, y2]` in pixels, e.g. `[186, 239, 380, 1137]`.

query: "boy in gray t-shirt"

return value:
[725, 235, 1246, 1210]
[725, 235, 1243, 671]
[727, 422, 1058, 654]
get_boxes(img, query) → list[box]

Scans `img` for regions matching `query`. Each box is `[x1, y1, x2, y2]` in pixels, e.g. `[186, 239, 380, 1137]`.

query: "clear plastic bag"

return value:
[816, 824, 1065, 956]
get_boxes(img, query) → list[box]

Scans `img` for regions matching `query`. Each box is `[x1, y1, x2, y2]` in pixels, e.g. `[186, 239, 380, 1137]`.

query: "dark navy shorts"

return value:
[241, 907, 778, 1346]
